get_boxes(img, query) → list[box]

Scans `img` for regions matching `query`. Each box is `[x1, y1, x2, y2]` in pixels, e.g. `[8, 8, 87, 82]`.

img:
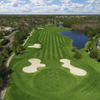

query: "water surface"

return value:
[57, 25, 63, 27]
[60, 30, 88, 49]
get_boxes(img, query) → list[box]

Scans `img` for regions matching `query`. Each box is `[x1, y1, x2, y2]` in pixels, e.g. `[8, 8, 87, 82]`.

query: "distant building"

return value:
[4, 27, 14, 31]
[0, 26, 14, 31]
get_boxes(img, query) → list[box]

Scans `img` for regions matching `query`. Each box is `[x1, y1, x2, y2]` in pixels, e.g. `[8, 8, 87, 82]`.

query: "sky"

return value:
[0, 0, 100, 14]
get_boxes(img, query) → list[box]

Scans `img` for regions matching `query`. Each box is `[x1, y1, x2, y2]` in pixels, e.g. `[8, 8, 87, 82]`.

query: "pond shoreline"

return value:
[60, 30, 88, 49]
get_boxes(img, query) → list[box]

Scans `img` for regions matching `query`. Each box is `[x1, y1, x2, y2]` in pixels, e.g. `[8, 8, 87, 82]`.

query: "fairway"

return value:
[4, 25, 100, 100]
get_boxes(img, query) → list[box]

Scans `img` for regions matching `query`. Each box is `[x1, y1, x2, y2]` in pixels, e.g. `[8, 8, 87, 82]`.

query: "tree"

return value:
[74, 51, 82, 59]
[15, 45, 25, 55]
[0, 52, 6, 63]
[89, 50, 98, 59]
[3, 47, 12, 58]
[15, 30, 28, 44]
[0, 78, 3, 91]
[72, 47, 77, 52]
[12, 41, 18, 52]
[97, 58, 100, 62]
[0, 39, 10, 46]
[84, 26, 95, 40]
[87, 42, 93, 53]
[63, 19, 73, 28]
[0, 63, 7, 91]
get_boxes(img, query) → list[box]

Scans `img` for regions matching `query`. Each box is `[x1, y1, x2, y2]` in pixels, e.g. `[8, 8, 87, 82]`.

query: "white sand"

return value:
[23, 58, 46, 73]
[60, 59, 87, 76]
[28, 44, 41, 48]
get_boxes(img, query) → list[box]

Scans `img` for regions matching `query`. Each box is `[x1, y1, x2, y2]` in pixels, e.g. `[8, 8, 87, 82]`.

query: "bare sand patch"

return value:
[28, 44, 41, 48]
[60, 59, 87, 76]
[23, 58, 46, 73]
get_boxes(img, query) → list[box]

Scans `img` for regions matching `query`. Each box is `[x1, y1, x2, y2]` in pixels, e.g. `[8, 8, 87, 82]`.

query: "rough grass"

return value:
[4, 25, 100, 100]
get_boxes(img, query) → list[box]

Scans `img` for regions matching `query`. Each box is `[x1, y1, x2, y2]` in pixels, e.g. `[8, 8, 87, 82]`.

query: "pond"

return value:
[60, 30, 88, 49]
[56, 24, 63, 27]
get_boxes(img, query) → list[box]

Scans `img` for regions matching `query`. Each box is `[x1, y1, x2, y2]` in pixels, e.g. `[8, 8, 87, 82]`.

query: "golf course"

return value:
[4, 25, 100, 100]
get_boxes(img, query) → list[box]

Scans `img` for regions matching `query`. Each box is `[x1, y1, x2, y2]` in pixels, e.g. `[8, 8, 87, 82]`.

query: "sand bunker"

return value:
[60, 59, 87, 76]
[23, 58, 46, 73]
[28, 44, 41, 48]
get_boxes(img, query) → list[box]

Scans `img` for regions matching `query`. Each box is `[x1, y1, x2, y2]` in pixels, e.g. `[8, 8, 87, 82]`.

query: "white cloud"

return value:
[86, 0, 95, 3]
[61, 0, 70, 4]
[32, 4, 59, 14]
[30, 0, 53, 6]
[0, 0, 100, 14]
[60, 0, 84, 13]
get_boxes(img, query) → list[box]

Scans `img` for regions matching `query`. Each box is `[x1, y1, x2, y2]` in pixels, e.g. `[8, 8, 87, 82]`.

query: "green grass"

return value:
[4, 25, 100, 100]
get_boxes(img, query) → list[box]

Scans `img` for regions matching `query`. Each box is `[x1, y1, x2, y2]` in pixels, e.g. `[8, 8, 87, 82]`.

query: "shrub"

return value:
[15, 45, 25, 55]
[72, 47, 77, 52]
[15, 30, 29, 44]
[74, 51, 82, 59]
[0, 39, 10, 46]
[97, 58, 100, 62]
[90, 50, 98, 59]
[0, 78, 3, 90]
[86, 42, 93, 53]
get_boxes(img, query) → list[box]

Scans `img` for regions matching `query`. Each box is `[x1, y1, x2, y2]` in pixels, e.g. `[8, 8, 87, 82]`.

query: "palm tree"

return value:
[87, 42, 93, 53]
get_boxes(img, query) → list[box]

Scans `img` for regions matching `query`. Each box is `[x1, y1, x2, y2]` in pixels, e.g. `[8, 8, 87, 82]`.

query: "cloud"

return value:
[0, 0, 100, 14]
[30, 0, 53, 6]
[33, 4, 59, 14]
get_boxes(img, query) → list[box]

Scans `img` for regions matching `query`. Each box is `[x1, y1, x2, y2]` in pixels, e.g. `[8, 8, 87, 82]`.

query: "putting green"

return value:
[4, 25, 100, 100]
[34, 68, 77, 92]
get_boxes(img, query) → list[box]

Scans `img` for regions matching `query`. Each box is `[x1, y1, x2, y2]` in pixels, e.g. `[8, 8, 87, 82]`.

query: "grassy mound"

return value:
[34, 68, 77, 92]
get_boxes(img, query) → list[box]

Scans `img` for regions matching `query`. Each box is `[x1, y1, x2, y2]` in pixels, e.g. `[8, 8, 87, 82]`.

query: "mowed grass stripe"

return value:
[52, 34, 61, 59]
[41, 31, 48, 44]
[57, 35, 65, 58]
[79, 73, 99, 97]
[38, 30, 45, 43]
[44, 32, 51, 59]
[39, 31, 50, 59]
[38, 30, 44, 43]
[55, 35, 63, 58]
[38, 30, 50, 59]
[38, 30, 46, 43]
[48, 31, 53, 59]
[59, 35, 66, 44]
[52, 32, 58, 59]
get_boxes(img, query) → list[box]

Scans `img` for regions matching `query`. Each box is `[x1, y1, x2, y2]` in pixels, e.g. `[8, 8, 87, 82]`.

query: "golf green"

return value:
[4, 25, 100, 100]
